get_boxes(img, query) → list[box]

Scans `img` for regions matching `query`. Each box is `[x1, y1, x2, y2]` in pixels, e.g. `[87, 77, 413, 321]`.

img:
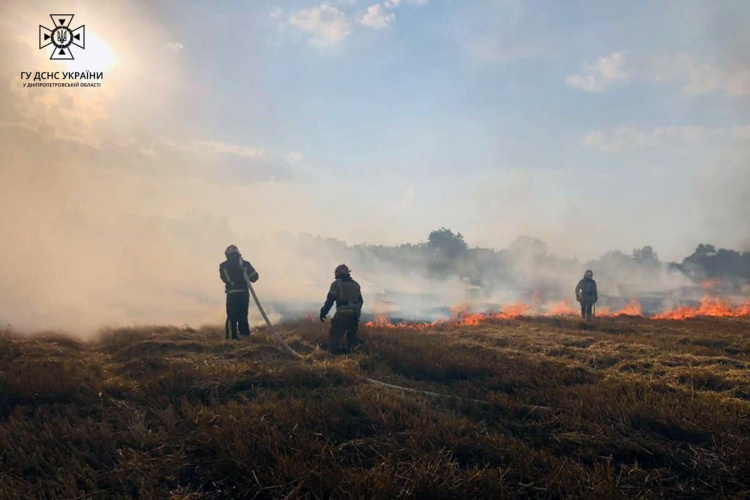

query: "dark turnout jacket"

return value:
[321, 275, 364, 317]
[575, 278, 598, 304]
[220, 253, 259, 294]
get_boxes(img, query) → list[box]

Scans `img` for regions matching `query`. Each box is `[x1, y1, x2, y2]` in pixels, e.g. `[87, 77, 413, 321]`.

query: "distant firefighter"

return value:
[220, 245, 259, 340]
[320, 264, 364, 354]
[575, 270, 598, 320]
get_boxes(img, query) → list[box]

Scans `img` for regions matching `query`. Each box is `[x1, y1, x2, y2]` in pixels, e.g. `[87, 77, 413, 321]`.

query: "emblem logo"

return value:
[39, 14, 85, 60]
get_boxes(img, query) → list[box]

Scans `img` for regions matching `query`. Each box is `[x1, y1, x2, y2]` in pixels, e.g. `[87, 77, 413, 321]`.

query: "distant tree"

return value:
[596, 250, 633, 270]
[632, 246, 659, 265]
[508, 236, 548, 258]
[600, 250, 630, 262]
[681, 243, 750, 281]
[427, 228, 468, 259]
[693, 244, 717, 258]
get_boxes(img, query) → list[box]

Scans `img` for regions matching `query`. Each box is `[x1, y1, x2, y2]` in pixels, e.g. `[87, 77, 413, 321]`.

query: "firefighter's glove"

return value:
[319, 309, 327, 322]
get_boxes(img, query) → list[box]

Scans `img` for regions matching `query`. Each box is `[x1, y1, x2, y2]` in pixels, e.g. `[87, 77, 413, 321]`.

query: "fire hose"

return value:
[247, 283, 555, 413]
[248, 282, 303, 359]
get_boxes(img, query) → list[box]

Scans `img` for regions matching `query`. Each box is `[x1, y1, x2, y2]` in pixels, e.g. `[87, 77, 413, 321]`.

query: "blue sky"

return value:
[0, 0, 749, 330]
[201, 0, 749, 258]
[2, 0, 749, 261]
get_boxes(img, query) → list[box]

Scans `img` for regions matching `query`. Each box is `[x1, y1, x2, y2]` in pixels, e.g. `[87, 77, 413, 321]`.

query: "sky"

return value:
[0, 0, 748, 331]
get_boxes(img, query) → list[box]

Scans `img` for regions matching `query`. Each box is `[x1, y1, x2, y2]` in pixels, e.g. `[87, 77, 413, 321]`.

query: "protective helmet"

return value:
[225, 245, 240, 257]
[334, 264, 350, 276]
[584, 270, 593, 278]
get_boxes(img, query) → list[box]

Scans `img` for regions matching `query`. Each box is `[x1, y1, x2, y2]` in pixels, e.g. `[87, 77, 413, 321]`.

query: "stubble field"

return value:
[1, 315, 749, 499]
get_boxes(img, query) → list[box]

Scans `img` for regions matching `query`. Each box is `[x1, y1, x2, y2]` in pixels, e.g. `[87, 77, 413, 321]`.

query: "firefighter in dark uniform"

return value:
[320, 264, 364, 354]
[575, 269, 598, 320]
[219, 245, 259, 339]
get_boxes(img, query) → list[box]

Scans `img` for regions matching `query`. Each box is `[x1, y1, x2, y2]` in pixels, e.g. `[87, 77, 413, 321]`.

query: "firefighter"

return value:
[319, 264, 364, 354]
[219, 245, 259, 340]
[575, 269, 598, 320]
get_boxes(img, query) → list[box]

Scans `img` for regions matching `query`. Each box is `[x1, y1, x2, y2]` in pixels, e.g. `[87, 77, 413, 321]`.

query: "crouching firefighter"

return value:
[220, 245, 259, 339]
[319, 264, 364, 354]
[575, 269, 598, 321]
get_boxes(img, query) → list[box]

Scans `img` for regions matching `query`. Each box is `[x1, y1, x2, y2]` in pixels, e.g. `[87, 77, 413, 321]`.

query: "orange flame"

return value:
[365, 302, 535, 329]
[613, 297, 642, 316]
[451, 302, 532, 324]
[365, 313, 393, 328]
[363, 294, 749, 328]
[543, 300, 577, 316]
[494, 302, 532, 319]
[653, 295, 742, 320]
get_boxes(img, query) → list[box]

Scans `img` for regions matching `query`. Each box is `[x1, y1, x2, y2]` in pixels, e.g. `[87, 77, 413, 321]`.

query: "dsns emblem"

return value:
[39, 14, 85, 60]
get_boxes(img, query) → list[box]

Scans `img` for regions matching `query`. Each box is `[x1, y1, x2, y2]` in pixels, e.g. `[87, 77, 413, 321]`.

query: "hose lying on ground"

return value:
[248, 283, 303, 360]
[248, 283, 556, 412]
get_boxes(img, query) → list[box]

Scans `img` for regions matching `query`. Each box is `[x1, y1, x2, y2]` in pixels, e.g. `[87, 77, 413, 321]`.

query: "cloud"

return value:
[582, 125, 708, 152]
[733, 126, 750, 141]
[385, 0, 427, 6]
[289, 4, 352, 45]
[651, 54, 750, 97]
[565, 51, 632, 92]
[568, 51, 750, 98]
[360, 4, 395, 29]
[166, 41, 184, 52]
[282, 0, 428, 44]
[196, 140, 266, 158]
[269, 7, 284, 19]
[156, 140, 292, 184]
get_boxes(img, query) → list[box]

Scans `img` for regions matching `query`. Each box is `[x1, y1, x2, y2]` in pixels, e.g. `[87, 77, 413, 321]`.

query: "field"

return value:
[1, 316, 749, 499]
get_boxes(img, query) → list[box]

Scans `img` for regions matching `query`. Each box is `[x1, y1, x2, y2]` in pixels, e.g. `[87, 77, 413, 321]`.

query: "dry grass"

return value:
[0, 316, 749, 499]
